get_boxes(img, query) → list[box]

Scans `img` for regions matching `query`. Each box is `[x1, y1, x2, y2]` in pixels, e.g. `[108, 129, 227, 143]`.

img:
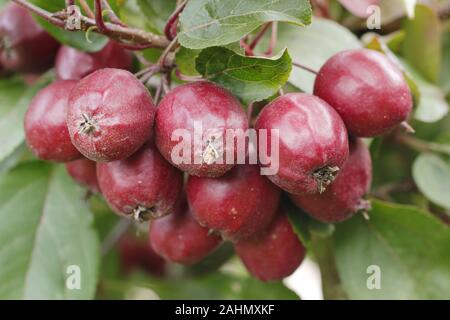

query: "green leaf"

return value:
[0, 78, 26, 118]
[270, 19, 361, 93]
[286, 203, 335, 248]
[0, 143, 34, 175]
[440, 22, 450, 95]
[176, 47, 202, 76]
[179, 0, 312, 49]
[412, 154, 450, 210]
[103, 271, 299, 300]
[137, 0, 176, 34]
[402, 4, 442, 83]
[176, 43, 244, 77]
[286, 205, 311, 246]
[402, 61, 449, 123]
[0, 73, 53, 164]
[0, 162, 99, 299]
[29, 0, 108, 52]
[334, 200, 450, 299]
[195, 47, 292, 104]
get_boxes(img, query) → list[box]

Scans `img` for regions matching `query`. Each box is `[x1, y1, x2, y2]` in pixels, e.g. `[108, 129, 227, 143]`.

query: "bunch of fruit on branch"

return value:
[1, 2, 412, 281]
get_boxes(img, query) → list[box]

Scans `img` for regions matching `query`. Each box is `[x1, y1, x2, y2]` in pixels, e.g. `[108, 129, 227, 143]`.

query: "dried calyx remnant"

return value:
[133, 205, 158, 222]
[78, 113, 97, 134]
[202, 136, 221, 165]
[313, 166, 340, 193]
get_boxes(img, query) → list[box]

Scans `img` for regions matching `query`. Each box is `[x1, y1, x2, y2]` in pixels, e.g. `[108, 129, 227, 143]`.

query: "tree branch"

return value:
[12, 0, 170, 48]
[396, 134, 450, 156]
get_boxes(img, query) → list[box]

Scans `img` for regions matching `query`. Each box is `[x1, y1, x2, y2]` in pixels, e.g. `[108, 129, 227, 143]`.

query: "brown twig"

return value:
[372, 180, 416, 200]
[158, 38, 179, 68]
[13, 0, 170, 48]
[138, 65, 162, 84]
[94, 0, 108, 34]
[13, 0, 65, 27]
[396, 134, 450, 156]
[78, 0, 95, 19]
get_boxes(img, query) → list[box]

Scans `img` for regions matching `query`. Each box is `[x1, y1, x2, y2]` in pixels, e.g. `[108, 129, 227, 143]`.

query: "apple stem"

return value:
[264, 22, 278, 56]
[396, 134, 450, 156]
[175, 69, 203, 82]
[241, 39, 254, 56]
[247, 102, 254, 125]
[101, 219, 132, 256]
[154, 80, 164, 105]
[137, 64, 162, 83]
[249, 23, 272, 50]
[164, 0, 187, 41]
[400, 121, 415, 134]
[292, 62, 318, 75]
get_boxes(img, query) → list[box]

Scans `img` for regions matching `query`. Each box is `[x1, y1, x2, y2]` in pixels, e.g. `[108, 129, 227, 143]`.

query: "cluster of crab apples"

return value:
[3, 3, 413, 281]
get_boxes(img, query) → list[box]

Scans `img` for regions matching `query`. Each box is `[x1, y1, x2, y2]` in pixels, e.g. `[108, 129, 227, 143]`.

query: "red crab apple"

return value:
[97, 142, 183, 221]
[149, 197, 223, 265]
[254, 93, 349, 195]
[235, 208, 306, 281]
[65, 158, 100, 193]
[67, 68, 155, 162]
[314, 49, 413, 137]
[0, 3, 59, 73]
[290, 138, 372, 223]
[24, 80, 82, 162]
[55, 42, 133, 80]
[186, 165, 281, 240]
[155, 81, 249, 178]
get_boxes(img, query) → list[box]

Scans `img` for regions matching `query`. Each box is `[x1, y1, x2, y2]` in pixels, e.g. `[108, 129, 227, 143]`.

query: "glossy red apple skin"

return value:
[254, 93, 349, 195]
[186, 165, 281, 241]
[149, 198, 223, 265]
[65, 158, 100, 193]
[235, 208, 306, 281]
[290, 138, 372, 223]
[97, 143, 183, 220]
[67, 68, 155, 162]
[155, 81, 248, 178]
[24, 80, 82, 162]
[0, 3, 59, 73]
[55, 42, 133, 81]
[314, 49, 413, 137]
